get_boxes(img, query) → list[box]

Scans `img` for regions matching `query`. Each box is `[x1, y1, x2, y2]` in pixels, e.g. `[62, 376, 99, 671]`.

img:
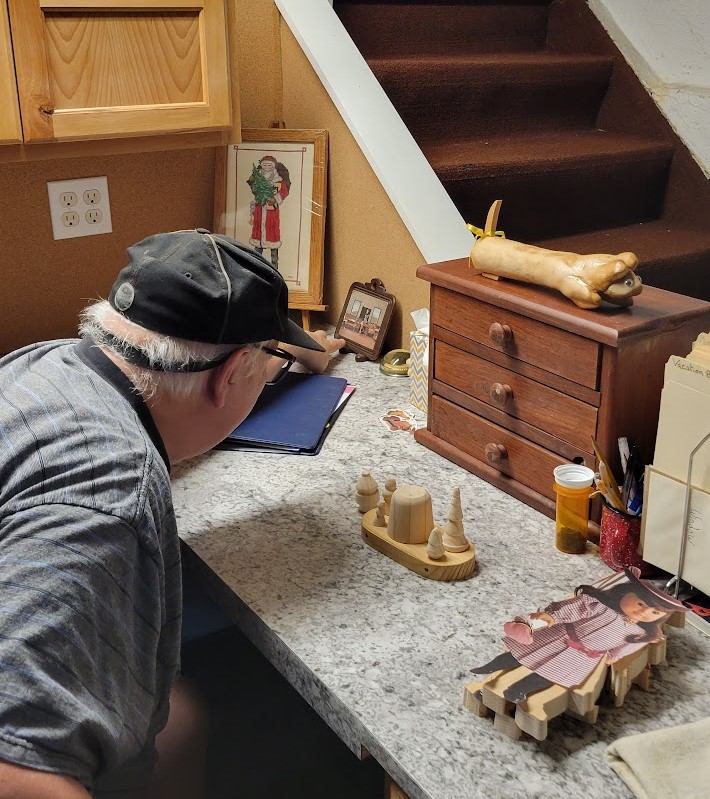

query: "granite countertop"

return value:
[171, 352, 710, 799]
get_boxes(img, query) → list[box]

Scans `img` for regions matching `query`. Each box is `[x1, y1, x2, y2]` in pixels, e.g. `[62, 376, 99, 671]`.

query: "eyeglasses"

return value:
[262, 345, 296, 385]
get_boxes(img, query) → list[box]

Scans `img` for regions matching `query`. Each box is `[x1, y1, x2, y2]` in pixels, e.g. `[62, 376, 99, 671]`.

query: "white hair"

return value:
[79, 300, 266, 400]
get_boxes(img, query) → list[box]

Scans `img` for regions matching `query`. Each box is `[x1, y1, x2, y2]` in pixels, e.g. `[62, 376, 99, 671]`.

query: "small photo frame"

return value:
[335, 279, 396, 361]
[223, 129, 328, 310]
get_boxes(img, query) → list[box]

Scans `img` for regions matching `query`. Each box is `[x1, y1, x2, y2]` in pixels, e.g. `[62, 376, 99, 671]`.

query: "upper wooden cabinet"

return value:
[6, 0, 231, 143]
[1, 1, 22, 143]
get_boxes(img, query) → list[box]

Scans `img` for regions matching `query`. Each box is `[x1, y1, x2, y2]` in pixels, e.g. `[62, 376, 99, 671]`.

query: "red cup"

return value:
[599, 503, 657, 576]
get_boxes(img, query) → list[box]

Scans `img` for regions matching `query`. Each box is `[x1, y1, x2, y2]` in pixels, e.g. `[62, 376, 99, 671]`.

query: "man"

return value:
[0, 229, 343, 798]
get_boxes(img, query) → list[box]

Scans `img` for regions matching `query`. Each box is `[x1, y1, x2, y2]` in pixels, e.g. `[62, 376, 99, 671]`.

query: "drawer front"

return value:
[430, 395, 582, 500]
[435, 341, 597, 453]
[432, 287, 600, 389]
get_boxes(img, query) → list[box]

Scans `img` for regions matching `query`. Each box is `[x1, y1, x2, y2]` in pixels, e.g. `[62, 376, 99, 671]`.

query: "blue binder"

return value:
[218, 371, 349, 455]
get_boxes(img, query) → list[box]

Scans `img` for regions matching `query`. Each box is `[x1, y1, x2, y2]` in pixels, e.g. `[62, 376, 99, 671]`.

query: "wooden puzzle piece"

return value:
[464, 624, 674, 740]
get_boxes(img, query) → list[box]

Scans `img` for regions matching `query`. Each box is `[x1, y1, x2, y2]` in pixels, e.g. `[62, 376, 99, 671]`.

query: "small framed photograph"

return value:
[222, 129, 328, 310]
[335, 279, 396, 361]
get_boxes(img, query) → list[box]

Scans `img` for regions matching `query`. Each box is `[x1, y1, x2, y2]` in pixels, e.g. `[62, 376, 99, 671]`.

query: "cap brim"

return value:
[281, 318, 326, 352]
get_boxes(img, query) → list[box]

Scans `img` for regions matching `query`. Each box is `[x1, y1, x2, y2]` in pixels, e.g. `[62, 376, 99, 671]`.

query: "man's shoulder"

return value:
[0, 338, 78, 368]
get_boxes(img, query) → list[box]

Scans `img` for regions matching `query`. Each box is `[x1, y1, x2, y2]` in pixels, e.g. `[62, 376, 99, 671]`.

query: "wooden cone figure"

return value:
[442, 486, 470, 552]
[355, 471, 379, 513]
[374, 500, 387, 527]
[427, 527, 445, 560]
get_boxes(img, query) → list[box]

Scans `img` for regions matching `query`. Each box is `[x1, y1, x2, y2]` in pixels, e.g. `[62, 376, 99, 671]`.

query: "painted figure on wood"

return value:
[471, 569, 687, 703]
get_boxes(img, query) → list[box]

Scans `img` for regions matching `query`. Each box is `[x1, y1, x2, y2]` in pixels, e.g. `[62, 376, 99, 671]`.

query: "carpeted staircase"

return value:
[334, 0, 710, 299]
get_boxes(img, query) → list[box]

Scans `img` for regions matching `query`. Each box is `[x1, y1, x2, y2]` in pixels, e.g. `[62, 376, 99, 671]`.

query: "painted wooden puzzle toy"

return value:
[468, 200, 643, 309]
[355, 472, 476, 581]
[464, 570, 688, 740]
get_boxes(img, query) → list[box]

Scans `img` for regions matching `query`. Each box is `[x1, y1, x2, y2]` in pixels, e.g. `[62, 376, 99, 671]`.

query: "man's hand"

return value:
[280, 330, 345, 375]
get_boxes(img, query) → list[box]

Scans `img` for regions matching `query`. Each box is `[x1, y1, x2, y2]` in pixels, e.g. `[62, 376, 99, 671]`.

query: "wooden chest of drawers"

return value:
[415, 258, 710, 519]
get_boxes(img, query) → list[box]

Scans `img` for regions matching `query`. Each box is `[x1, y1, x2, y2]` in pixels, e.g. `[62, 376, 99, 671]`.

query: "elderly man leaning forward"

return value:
[0, 230, 344, 799]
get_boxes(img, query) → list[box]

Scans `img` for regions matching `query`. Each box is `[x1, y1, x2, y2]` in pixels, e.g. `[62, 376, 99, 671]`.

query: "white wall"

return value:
[589, 0, 710, 177]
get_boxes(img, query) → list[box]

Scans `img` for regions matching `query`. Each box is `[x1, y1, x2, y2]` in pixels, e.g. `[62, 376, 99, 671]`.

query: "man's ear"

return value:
[208, 348, 249, 409]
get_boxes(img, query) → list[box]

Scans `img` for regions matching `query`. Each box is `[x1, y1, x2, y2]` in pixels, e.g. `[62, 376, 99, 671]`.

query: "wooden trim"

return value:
[212, 146, 228, 234]
[0, 129, 228, 164]
[51, 105, 230, 141]
[7, 0, 55, 142]
[40, 1, 204, 8]
[201, 0, 232, 128]
[0, 1, 22, 143]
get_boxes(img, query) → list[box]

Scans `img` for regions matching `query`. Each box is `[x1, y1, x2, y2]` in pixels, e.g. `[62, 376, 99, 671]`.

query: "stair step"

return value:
[536, 223, 710, 301]
[424, 131, 674, 240]
[334, 1, 551, 58]
[370, 52, 613, 140]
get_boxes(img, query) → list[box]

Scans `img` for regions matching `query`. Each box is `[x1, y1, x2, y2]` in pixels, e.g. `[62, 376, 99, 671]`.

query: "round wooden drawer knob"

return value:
[488, 322, 512, 346]
[485, 443, 508, 466]
[489, 382, 512, 406]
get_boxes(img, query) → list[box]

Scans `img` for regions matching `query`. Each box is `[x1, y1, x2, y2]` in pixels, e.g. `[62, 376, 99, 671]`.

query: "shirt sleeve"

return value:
[0, 502, 169, 790]
[545, 593, 598, 624]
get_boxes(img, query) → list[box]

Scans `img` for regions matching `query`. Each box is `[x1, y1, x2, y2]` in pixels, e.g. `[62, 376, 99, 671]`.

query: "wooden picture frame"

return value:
[335, 279, 396, 361]
[222, 129, 328, 312]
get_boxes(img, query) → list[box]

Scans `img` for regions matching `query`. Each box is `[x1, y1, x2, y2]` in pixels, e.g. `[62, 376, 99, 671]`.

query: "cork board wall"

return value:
[1, 148, 215, 354]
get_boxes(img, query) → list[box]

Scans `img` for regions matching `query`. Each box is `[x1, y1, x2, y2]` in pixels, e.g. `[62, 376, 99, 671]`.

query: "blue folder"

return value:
[218, 371, 349, 455]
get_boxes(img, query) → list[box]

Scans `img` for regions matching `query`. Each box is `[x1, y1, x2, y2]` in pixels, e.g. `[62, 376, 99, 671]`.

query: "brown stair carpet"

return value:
[334, 0, 710, 300]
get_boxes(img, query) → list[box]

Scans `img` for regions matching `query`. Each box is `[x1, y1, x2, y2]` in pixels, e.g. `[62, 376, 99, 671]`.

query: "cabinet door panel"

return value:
[9, 0, 230, 142]
[1, 0, 22, 143]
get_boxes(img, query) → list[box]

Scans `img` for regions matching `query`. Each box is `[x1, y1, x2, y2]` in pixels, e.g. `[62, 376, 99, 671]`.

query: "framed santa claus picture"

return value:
[221, 129, 328, 313]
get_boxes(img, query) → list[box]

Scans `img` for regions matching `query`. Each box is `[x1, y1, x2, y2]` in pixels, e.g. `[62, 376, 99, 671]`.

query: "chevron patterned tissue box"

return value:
[409, 330, 429, 414]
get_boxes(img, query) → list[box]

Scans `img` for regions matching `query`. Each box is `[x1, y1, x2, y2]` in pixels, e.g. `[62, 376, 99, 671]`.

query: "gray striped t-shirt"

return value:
[0, 338, 181, 791]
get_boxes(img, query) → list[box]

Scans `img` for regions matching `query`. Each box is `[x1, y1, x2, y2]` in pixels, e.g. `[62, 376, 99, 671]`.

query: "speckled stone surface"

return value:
[172, 353, 710, 799]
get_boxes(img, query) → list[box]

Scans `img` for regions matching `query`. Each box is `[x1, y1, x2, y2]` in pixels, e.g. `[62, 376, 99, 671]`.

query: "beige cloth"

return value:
[607, 718, 710, 799]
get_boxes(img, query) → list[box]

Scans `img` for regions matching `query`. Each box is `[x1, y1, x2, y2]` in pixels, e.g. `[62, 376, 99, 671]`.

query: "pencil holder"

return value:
[553, 465, 594, 554]
[599, 503, 656, 575]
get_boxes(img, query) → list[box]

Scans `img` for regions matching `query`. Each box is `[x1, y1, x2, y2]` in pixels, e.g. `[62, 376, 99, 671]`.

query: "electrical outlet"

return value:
[48, 176, 112, 240]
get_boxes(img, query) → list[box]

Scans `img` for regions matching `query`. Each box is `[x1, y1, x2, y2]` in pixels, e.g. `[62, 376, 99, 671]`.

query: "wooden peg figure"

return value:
[442, 486, 470, 552]
[427, 527, 445, 560]
[374, 500, 387, 527]
[383, 477, 397, 516]
[355, 471, 379, 513]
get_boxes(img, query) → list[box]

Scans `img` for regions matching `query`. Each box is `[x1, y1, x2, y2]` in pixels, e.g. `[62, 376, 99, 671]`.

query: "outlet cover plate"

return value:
[48, 176, 113, 240]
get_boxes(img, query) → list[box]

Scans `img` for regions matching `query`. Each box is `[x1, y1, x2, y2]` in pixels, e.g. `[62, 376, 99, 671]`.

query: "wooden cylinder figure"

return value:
[442, 486, 470, 552]
[355, 471, 379, 513]
[387, 485, 434, 544]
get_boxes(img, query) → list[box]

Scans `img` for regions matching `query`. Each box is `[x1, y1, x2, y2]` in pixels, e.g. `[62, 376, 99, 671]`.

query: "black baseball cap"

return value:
[108, 229, 324, 358]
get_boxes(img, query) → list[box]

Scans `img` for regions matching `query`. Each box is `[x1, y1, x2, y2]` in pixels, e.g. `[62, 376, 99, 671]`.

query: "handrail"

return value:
[275, 0, 474, 264]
